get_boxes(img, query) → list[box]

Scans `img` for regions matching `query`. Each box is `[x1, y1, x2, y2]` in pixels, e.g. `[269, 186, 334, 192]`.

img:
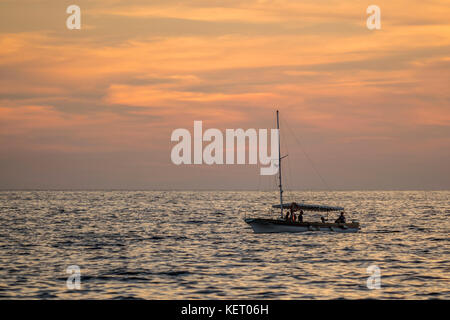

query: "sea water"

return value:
[0, 190, 448, 299]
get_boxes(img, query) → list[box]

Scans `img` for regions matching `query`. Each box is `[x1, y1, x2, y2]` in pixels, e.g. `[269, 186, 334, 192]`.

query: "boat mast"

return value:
[277, 110, 283, 218]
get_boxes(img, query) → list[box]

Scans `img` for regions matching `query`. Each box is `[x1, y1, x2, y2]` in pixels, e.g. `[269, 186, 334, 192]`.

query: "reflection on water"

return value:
[0, 191, 448, 299]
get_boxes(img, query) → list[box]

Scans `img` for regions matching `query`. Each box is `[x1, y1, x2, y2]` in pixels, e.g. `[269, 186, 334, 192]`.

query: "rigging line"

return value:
[281, 114, 332, 191]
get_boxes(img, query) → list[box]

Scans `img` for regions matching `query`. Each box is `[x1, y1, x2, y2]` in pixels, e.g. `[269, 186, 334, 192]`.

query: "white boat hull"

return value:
[244, 218, 360, 233]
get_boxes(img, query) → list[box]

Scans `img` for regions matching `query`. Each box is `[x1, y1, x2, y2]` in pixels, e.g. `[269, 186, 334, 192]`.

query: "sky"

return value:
[0, 0, 449, 190]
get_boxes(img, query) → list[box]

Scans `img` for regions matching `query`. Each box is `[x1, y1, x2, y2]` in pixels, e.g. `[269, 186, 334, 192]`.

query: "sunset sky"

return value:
[0, 0, 449, 190]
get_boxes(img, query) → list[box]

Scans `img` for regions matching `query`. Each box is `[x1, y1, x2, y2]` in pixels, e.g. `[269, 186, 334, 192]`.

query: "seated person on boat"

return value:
[284, 210, 290, 221]
[297, 210, 303, 222]
[334, 212, 346, 224]
[285, 202, 303, 223]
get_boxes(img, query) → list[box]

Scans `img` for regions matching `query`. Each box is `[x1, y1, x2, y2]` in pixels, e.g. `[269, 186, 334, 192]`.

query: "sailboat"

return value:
[244, 110, 360, 233]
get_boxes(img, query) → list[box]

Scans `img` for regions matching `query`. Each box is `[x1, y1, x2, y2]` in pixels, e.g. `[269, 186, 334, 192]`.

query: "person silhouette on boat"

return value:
[298, 210, 304, 223]
[285, 203, 293, 221]
[285, 210, 291, 221]
[287, 203, 300, 222]
[335, 212, 346, 224]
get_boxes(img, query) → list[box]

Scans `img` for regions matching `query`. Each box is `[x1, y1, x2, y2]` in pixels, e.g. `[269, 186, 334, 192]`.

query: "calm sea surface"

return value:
[0, 191, 448, 299]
